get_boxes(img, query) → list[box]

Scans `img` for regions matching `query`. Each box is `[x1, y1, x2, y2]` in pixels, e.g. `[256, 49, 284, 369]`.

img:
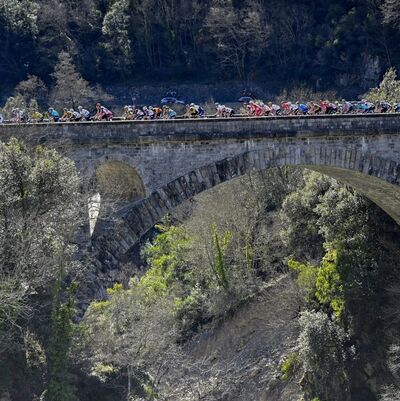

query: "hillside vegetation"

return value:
[2, 0, 400, 95]
[0, 134, 400, 399]
[72, 168, 400, 401]
[2, 1, 400, 400]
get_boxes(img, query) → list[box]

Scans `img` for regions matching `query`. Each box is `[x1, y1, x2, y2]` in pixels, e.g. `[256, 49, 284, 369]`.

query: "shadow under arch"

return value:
[88, 161, 146, 236]
[91, 147, 400, 273]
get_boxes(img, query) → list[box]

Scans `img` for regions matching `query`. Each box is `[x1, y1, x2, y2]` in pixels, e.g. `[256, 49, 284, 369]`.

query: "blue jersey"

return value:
[299, 104, 308, 114]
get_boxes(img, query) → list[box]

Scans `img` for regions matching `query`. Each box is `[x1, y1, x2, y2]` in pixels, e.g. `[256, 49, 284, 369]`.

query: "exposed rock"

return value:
[161, 276, 303, 400]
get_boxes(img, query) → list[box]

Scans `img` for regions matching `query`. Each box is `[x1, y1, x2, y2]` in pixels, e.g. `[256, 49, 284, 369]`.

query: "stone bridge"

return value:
[2, 114, 400, 302]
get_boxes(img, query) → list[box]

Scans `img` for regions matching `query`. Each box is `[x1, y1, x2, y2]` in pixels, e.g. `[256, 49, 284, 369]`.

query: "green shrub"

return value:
[174, 286, 209, 340]
[288, 259, 317, 296]
[141, 219, 190, 298]
[364, 67, 400, 103]
[288, 246, 344, 319]
[211, 224, 232, 290]
[298, 311, 350, 401]
[280, 352, 301, 381]
[315, 248, 344, 320]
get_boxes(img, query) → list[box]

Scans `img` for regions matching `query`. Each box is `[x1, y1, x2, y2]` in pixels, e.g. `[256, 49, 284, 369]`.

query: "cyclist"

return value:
[341, 100, 353, 114]
[30, 109, 44, 123]
[249, 101, 264, 116]
[123, 106, 134, 120]
[290, 102, 299, 115]
[309, 102, 321, 114]
[135, 108, 145, 120]
[281, 102, 292, 115]
[163, 105, 177, 119]
[48, 107, 60, 122]
[320, 100, 330, 114]
[215, 103, 225, 117]
[268, 102, 281, 115]
[259, 102, 271, 116]
[190, 103, 205, 118]
[297, 102, 309, 115]
[377, 101, 391, 113]
[60, 108, 72, 122]
[78, 106, 91, 120]
[93, 103, 113, 121]
[70, 109, 82, 121]
[142, 106, 155, 119]
[153, 106, 163, 119]
[189, 103, 199, 118]
[224, 105, 234, 117]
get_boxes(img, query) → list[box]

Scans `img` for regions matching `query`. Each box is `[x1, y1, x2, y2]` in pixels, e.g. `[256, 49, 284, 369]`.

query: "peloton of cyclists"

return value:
[4, 96, 400, 124]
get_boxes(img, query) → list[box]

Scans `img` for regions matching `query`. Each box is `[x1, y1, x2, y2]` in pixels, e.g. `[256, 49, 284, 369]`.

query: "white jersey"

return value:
[216, 105, 225, 116]
[80, 108, 90, 118]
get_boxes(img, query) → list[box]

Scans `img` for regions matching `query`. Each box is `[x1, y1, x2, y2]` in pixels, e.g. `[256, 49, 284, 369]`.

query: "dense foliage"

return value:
[1, 138, 400, 400]
[280, 172, 400, 400]
[2, 4, 400, 395]
[0, 139, 81, 400]
[2, 0, 400, 95]
[74, 168, 400, 401]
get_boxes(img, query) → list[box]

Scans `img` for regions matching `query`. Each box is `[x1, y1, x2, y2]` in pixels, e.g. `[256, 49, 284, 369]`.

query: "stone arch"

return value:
[86, 154, 148, 189]
[94, 161, 146, 202]
[88, 161, 146, 236]
[91, 145, 400, 273]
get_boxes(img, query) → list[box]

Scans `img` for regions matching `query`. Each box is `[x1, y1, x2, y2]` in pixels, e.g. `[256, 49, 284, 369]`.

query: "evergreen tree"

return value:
[45, 275, 78, 401]
[50, 51, 97, 108]
[15, 75, 48, 105]
[365, 67, 400, 103]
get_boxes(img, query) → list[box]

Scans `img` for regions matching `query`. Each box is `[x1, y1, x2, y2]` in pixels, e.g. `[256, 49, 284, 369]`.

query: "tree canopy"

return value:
[1, 0, 400, 95]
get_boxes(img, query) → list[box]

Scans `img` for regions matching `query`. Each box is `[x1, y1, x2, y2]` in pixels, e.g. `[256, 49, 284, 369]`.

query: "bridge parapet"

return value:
[0, 114, 400, 148]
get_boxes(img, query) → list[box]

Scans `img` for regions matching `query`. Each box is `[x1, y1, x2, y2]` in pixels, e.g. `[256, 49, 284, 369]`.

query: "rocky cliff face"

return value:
[162, 277, 303, 401]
